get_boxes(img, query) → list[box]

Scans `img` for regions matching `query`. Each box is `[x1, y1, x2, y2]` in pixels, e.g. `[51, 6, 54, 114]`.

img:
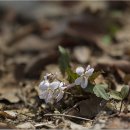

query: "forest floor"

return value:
[0, 1, 130, 129]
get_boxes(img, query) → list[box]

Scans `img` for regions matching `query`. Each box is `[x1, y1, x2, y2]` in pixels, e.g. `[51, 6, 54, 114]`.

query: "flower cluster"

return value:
[39, 73, 66, 103]
[39, 65, 94, 103]
[75, 65, 94, 88]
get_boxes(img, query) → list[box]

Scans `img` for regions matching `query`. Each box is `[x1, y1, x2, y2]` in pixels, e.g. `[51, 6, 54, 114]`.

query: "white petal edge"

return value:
[39, 81, 49, 90]
[75, 77, 82, 85]
[39, 90, 48, 99]
[39, 80, 45, 86]
[76, 67, 84, 75]
[86, 68, 94, 76]
[45, 91, 53, 103]
[59, 82, 64, 87]
[56, 91, 64, 102]
[86, 65, 91, 71]
[50, 81, 60, 90]
[81, 77, 88, 88]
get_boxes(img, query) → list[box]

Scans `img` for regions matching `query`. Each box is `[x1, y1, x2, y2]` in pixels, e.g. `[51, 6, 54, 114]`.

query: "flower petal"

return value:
[59, 82, 63, 87]
[56, 91, 64, 102]
[86, 68, 94, 76]
[45, 91, 53, 103]
[76, 67, 84, 75]
[50, 81, 60, 90]
[75, 77, 82, 85]
[86, 65, 91, 71]
[39, 80, 49, 90]
[81, 77, 88, 88]
[39, 80, 45, 86]
[39, 90, 48, 99]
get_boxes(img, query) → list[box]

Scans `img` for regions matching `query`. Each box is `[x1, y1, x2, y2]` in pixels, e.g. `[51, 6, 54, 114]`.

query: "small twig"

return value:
[34, 122, 54, 128]
[44, 113, 92, 121]
[108, 100, 124, 118]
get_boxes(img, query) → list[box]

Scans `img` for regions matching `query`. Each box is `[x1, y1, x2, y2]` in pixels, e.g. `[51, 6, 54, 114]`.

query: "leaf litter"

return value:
[0, 1, 130, 129]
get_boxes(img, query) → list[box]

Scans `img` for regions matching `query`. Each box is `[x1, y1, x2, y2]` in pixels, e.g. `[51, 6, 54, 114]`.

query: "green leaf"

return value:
[109, 91, 122, 100]
[120, 85, 129, 100]
[58, 46, 70, 75]
[66, 68, 78, 83]
[93, 84, 109, 100]
[109, 85, 129, 100]
[85, 83, 94, 93]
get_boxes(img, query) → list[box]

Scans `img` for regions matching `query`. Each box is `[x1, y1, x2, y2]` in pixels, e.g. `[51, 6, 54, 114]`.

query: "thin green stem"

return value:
[119, 100, 123, 114]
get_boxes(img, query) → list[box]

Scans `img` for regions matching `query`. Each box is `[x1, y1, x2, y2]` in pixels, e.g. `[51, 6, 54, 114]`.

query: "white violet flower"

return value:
[39, 74, 66, 103]
[75, 65, 94, 88]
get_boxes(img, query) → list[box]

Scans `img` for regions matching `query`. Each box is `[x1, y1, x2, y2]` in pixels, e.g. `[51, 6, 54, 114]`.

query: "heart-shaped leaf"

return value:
[93, 84, 109, 100]
[109, 91, 122, 100]
[109, 85, 129, 100]
[120, 85, 129, 100]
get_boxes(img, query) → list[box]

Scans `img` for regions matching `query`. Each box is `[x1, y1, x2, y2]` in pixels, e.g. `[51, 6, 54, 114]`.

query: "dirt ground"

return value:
[0, 1, 130, 129]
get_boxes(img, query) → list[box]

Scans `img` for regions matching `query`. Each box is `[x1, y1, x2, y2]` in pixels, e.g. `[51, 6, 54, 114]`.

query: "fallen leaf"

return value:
[0, 111, 17, 119]
[73, 46, 91, 63]
[66, 120, 87, 129]
[0, 122, 15, 129]
[16, 122, 35, 129]
[35, 121, 55, 129]
[0, 86, 20, 103]
[97, 58, 130, 73]
[4, 111, 17, 118]
[12, 35, 59, 54]
[24, 51, 58, 79]
[67, 95, 106, 119]
[45, 64, 63, 80]
[105, 117, 130, 129]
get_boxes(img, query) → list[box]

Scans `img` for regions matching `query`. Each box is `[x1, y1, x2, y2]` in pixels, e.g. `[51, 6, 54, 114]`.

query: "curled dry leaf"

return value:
[0, 111, 17, 119]
[67, 95, 106, 119]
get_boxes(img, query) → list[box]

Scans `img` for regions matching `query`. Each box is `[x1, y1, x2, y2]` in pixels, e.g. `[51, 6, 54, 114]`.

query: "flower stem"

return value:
[65, 83, 75, 89]
[119, 100, 123, 114]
